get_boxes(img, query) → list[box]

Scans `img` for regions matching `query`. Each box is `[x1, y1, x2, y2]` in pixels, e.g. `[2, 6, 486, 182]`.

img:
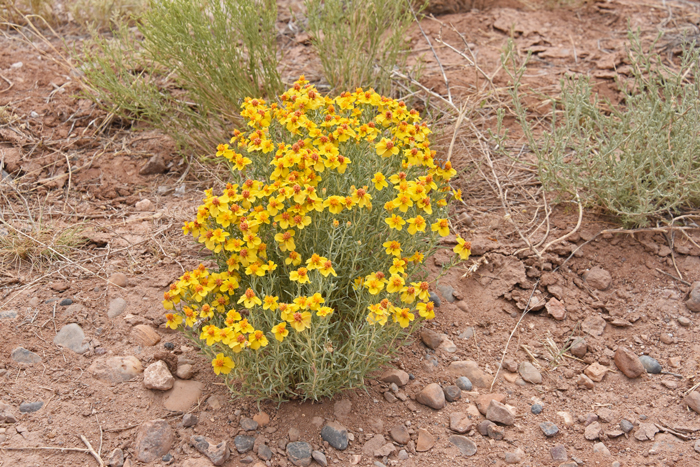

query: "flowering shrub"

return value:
[162, 77, 470, 401]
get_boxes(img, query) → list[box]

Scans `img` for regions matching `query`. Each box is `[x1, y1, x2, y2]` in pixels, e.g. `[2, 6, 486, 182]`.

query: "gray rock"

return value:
[312, 450, 328, 466]
[59, 298, 73, 306]
[234, 435, 256, 453]
[182, 413, 198, 427]
[639, 355, 662, 374]
[321, 421, 348, 450]
[286, 441, 312, 467]
[19, 401, 44, 413]
[540, 422, 559, 437]
[11, 347, 41, 364]
[449, 435, 477, 457]
[620, 419, 634, 433]
[550, 444, 567, 461]
[107, 448, 124, 467]
[240, 417, 259, 431]
[53, 323, 89, 354]
[390, 425, 410, 444]
[108, 297, 127, 318]
[257, 444, 272, 461]
[455, 376, 472, 391]
[135, 419, 174, 463]
[384, 391, 397, 403]
[518, 361, 542, 384]
[428, 292, 441, 307]
[190, 435, 230, 465]
[0, 310, 17, 319]
[477, 420, 495, 436]
[443, 385, 461, 402]
[531, 403, 543, 415]
[437, 284, 456, 302]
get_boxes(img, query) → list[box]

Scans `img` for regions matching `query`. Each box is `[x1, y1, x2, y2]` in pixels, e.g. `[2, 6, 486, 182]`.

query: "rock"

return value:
[449, 412, 473, 433]
[597, 408, 615, 423]
[639, 355, 662, 374]
[550, 444, 567, 461]
[0, 402, 18, 423]
[448, 361, 492, 388]
[486, 400, 515, 426]
[584, 422, 602, 440]
[540, 422, 559, 437]
[475, 394, 507, 414]
[443, 385, 461, 402]
[449, 435, 477, 457]
[163, 380, 204, 411]
[557, 412, 573, 426]
[614, 347, 645, 378]
[183, 413, 198, 427]
[634, 423, 659, 441]
[695, 439, 700, 453]
[139, 154, 167, 175]
[390, 425, 410, 444]
[502, 359, 518, 373]
[135, 199, 154, 211]
[477, 420, 495, 436]
[455, 376, 472, 391]
[518, 362, 542, 384]
[384, 391, 397, 403]
[584, 362, 609, 382]
[374, 443, 396, 458]
[190, 436, 230, 465]
[240, 417, 258, 431]
[235, 435, 256, 453]
[592, 442, 610, 456]
[19, 401, 44, 413]
[531, 403, 543, 415]
[686, 282, 700, 312]
[420, 328, 444, 349]
[505, 448, 524, 464]
[582, 315, 606, 336]
[312, 450, 328, 467]
[0, 310, 17, 319]
[570, 339, 587, 357]
[143, 360, 174, 391]
[428, 292, 441, 307]
[11, 347, 41, 365]
[53, 323, 89, 354]
[182, 460, 215, 467]
[585, 413, 598, 426]
[584, 266, 612, 290]
[546, 297, 566, 320]
[380, 369, 409, 386]
[438, 338, 457, 353]
[684, 391, 700, 414]
[321, 421, 348, 450]
[660, 333, 673, 344]
[59, 298, 73, 306]
[89, 356, 143, 384]
[253, 412, 269, 427]
[107, 448, 124, 467]
[50, 281, 70, 292]
[177, 363, 195, 380]
[577, 374, 595, 389]
[108, 297, 127, 318]
[108, 273, 128, 287]
[131, 324, 161, 346]
[398, 449, 409, 460]
[678, 316, 691, 327]
[152, 351, 177, 373]
[620, 419, 634, 433]
[135, 419, 174, 463]
[459, 327, 474, 339]
[288, 427, 300, 443]
[362, 434, 386, 456]
[416, 383, 446, 410]
[416, 428, 435, 451]
[286, 441, 312, 467]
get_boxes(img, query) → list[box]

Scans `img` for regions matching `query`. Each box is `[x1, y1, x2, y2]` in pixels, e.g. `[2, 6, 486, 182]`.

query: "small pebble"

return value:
[428, 292, 441, 308]
[163, 342, 175, 350]
[620, 419, 634, 433]
[455, 376, 472, 391]
[540, 422, 559, 437]
[59, 298, 73, 306]
[531, 403, 543, 415]
[639, 355, 662, 374]
[162, 453, 173, 463]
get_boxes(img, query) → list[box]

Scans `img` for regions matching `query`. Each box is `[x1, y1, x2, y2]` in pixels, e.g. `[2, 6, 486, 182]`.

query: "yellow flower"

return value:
[375, 138, 399, 158]
[431, 218, 450, 237]
[383, 240, 402, 257]
[290, 267, 310, 284]
[289, 311, 312, 332]
[454, 236, 472, 260]
[308, 292, 325, 310]
[271, 322, 289, 342]
[319, 259, 337, 277]
[165, 313, 183, 330]
[306, 253, 325, 270]
[389, 258, 406, 275]
[385, 214, 405, 231]
[238, 288, 262, 308]
[211, 353, 235, 375]
[200, 324, 221, 346]
[286, 251, 302, 266]
[386, 274, 405, 294]
[263, 295, 279, 311]
[416, 301, 435, 320]
[371, 172, 388, 190]
[235, 318, 254, 334]
[393, 307, 414, 328]
[317, 306, 334, 317]
[323, 196, 344, 214]
[407, 215, 427, 234]
[248, 329, 269, 350]
[274, 230, 296, 252]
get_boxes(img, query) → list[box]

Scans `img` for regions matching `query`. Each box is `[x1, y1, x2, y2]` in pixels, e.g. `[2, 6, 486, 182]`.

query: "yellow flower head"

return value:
[238, 288, 262, 308]
[271, 322, 289, 342]
[211, 353, 235, 375]
[385, 214, 406, 231]
[289, 311, 312, 332]
[431, 218, 450, 237]
[371, 172, 388, 190]
[290, 267, 310, 284]
[454, 236, 472, 260]
[165, 313, 183, 330]
[249, 329, 269, 350]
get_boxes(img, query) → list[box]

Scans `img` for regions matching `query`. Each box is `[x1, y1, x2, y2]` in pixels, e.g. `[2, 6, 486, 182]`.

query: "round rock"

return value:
[613, 347, 645, 378]
[416, 383, 446, 410]
[540, 422, 559, 437]
[639, 355, 662, 374]
[531, 403, 543, 415]
[135, 419, 174, 463]
[455, 376, 472, 391]
[443, 385, 461, 402]
[518, 361, 542, 384]
[620, 419, 634, 433]
[143, 360, 174, 391]
[286, 441, 312, 467]
[234, 435, 256, 453]
[53, 323, 89, 354]
[321, 421, 348, 450]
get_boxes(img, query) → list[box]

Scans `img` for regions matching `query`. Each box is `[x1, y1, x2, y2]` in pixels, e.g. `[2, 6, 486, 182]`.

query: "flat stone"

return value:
[163, 380, 204, 411]
[448, 360, 492, 388]
[19, 401, 44, 413]
[582, 315, 606, 336]
[455, 376, 472, 391]
[390, 425, 410, 444]
[108, 272, 128, 287]
[614, 347, 645, 378]
[11, 347, 41, 365]
[334, 399, 352, 419]
[416, 383, 446, 410]
[235, 435, 256, 453]
[592, 442, 610, 456]
[374, 442, 396, 458]
[597, 408, 615, 423]
[684, 391, 700, 414]
[584, 362, 609, 382]
[252, 412, 269, 427]
[89, 356, 143, 384]
[383, 391, 397, 402]
[321, 421, 348, 450]
[477, 420, 495, 436]
[53, 323, 89, 354]
[449, 435, 477, 457]
[131, 324, 161, 346]
[620, 419, 634, 433]
[438, 338, 457, 353]
[240, 417, 259, 431]
[420, 328, 444, 349]
[257, 444, 272, 461]
[546, 297, 566, 320]
[584, 266, 612, 290]
[518, 361, 542, 384]
[183, 413, 198, 427]
[362, 434, 386, 456]
[107, 297, 127, 318]
[678, 316, 691, 327]
[639, 355, 662, 374]
[475, 394, 507, 415]
[540, 422, 559, 437]
[557, 411, 573, 426]
[550, 444, 567, 461]
[190, 436, 230, 465]
[288, 427, 301, 443]
[0, 310, 18, 319]
[143, 360, 174, 391]
[139, 154, 167, 175]
[584, 422, 602, 440]
[486, 400, 515, 425]
[415, 428, 435, 452]
[312, 450, 328, 467]
[443, 385, 461, 402]
[505, 448, 524, 464]
[107, 448, 124, 467]
[686, 282, 700, 312]
[286, 441, 312, 467]
[449, 412, 473, 434]
[577, 374, 595, 389]
[0, 402, 18, 423]
[135, 419, 174, 463]
[380, 369, 409, 387]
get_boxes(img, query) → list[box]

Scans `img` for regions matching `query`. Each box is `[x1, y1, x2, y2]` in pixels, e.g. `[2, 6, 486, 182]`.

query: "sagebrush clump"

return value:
[162, 77, 470, 401]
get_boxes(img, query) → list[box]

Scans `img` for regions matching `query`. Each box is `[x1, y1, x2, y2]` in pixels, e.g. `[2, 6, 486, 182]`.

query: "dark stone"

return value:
[182, 413, 198, 427]
[540, 422, 559, 437]
[531, 403, 543, 415]
[19, 401, 44, 413]
[163, 342, 175, 350]
[286, 441, 312, 467]
[449, 435, 477, 456]
[59, 298, 73, 306]
[11, 347, 41, 364]
[234, 435, 256, 453]
[162, 453, 173, 463]
[135, 419, 174, 463]
[443, 385, 462, 402]
[190, 435, 230, 465]
[639, 356, 662, 374]
[455, 376, 472, 391]
[240, 417, 259, 431]
[321, 421, 348, 450]
[258, 444, 273, 460]
[428, 292, 441, 308]
[620, 419, 634, 433]
[477, 420, 495, 436]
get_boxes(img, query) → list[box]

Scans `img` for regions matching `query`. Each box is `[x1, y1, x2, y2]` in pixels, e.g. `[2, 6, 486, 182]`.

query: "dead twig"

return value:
[80, 435, 104, 467]
[655, 268, 691, 286]
[0, 73, 13, 94]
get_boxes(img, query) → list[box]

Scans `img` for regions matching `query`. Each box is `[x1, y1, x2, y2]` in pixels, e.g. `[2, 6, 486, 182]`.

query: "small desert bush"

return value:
[162, 78, 470, 401]
[504, 31, 700, 226]
[305, 0, 415, 94]
[78, 0, 281, 155]
[67, 0, 147, 29]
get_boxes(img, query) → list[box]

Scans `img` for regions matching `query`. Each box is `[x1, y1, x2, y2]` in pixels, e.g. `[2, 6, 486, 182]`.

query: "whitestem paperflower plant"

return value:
[163, 77, 471, 401]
